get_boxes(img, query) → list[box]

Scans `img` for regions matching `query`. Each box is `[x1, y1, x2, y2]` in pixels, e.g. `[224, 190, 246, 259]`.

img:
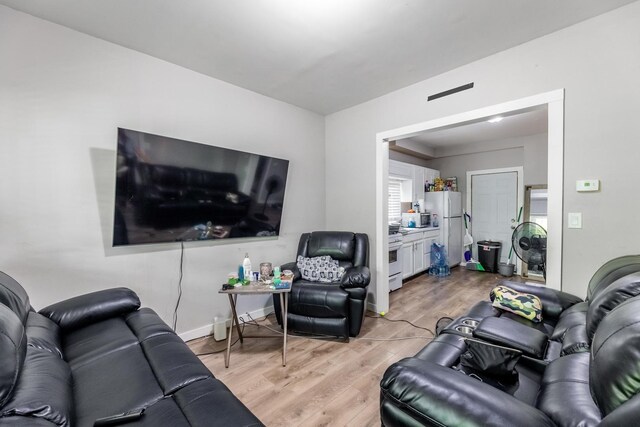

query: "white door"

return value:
[471, 172, 519, 264]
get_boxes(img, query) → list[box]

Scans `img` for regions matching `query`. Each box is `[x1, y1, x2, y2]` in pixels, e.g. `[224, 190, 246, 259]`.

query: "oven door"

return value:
[389, 242, 402, 277]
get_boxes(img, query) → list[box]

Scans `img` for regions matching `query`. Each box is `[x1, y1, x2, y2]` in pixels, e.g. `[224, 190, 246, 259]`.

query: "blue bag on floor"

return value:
[429, 243, 451, 277]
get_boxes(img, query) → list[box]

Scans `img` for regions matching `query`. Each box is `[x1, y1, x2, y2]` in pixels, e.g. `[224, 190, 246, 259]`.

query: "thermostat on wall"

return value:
[576, 179, 600, 192]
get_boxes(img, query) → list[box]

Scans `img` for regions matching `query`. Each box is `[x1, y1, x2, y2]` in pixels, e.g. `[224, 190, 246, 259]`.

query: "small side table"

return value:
[218, 281, 291, 368]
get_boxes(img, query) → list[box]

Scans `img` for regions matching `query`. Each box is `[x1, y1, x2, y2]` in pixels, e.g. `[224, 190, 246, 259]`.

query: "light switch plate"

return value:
[568, 212, 582, 229]
[576, 179, 600, 192]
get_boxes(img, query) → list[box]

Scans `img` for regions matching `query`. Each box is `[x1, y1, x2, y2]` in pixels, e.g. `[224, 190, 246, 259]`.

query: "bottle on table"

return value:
[243, 253, 252, 280]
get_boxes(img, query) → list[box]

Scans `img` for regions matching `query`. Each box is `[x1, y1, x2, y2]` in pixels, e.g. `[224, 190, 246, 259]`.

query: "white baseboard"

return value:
[178, 305, 275, 342]
[367, 301, 380, 314]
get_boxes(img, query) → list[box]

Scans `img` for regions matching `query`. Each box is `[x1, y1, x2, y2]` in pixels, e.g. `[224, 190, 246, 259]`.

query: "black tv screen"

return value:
[113, 128, 289, 246]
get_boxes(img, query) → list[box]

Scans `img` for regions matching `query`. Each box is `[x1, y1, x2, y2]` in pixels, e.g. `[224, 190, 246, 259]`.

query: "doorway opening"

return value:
[374, 90, 564, 315]
[522, 184, 548, 281]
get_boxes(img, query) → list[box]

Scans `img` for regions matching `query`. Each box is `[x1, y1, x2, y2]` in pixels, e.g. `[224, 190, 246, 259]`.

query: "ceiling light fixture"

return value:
[487, 116, 503, 123]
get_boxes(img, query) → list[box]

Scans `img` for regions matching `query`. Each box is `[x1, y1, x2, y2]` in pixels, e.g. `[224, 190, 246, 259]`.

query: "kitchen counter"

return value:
[401, 226, 439, 235]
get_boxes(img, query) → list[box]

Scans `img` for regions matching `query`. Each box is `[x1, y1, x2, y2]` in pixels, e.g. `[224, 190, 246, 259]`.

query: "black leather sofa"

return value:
[0, 271, 262, 427]
[131, 163, 251, 228]
[273, 231, 370, 339]
[380, 257, 640, 426]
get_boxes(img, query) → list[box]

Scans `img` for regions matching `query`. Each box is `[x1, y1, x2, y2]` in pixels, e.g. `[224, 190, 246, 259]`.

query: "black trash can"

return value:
[477, 241, 502, 273]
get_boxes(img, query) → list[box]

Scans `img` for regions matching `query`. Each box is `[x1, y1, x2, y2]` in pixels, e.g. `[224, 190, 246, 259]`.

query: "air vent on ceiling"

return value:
[427, 82, 474, 102]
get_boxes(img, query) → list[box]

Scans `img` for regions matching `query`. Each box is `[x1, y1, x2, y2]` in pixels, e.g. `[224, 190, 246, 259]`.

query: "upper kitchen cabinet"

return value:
[389, 159, 413, 179]
[412, 165, 440, 202]
[389, 159, 439, 204]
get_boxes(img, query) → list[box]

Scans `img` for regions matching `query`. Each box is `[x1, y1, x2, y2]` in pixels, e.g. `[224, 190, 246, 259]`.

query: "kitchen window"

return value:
[388, 178, 403, 221]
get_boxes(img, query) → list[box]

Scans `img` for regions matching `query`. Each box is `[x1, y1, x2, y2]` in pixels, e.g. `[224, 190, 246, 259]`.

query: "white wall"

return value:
[0, 6, 326, 338]
[326, 2, 640, 300]
[424, 133, 548, 211]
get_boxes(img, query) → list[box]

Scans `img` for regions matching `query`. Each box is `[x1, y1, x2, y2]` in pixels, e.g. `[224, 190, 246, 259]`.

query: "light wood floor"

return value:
[188, 268, 522, 426]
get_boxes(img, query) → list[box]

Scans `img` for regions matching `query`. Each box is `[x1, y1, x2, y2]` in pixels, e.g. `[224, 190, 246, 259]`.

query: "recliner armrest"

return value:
[497, 280, 583, 320]
[39, 287, 141, 332]
[340, 266, 370, 288]
[473, 317, 548, 358]
[380, 358, 555, 427]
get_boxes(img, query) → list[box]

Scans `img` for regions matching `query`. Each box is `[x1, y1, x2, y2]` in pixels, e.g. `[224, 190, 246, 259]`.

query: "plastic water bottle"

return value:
[243, 253, 252, 281]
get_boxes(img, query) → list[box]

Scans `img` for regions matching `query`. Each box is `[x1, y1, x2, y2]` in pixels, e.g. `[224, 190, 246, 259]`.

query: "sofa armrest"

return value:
[280, 262, 301, 281]
[473, 317, 548, 358]
[39, 287, 141, 332]
[340, 266, 370, 289]
[380, 358, 555, 427]
[497, 280, 583, 320]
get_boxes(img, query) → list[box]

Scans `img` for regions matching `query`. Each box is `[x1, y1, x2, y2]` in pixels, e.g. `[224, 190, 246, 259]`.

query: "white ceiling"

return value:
[1, 0, 635, 114]
[402, 108, 548, 148]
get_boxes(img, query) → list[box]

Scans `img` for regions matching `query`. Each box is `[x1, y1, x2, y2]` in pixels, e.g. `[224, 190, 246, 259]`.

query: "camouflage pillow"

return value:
[490, 285, 543, 323]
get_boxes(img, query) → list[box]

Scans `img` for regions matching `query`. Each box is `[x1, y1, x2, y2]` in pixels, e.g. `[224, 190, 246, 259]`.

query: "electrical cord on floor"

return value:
[246, 312, 435, 342]
[365, 314, 435, 336]
[172, 242, 184, 332]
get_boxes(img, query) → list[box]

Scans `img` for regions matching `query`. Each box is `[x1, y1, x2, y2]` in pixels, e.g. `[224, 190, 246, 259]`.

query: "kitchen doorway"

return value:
[374, 90, 564, 315]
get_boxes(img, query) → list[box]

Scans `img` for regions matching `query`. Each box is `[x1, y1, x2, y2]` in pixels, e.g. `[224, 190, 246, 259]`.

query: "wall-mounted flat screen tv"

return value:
[113, 128, 289, 246]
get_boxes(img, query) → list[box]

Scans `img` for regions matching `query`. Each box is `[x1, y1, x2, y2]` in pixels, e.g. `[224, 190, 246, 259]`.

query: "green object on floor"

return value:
[465, 262, 486, 272]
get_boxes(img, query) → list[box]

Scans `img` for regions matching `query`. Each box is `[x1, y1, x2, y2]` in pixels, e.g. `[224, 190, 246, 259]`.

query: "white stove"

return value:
[389, 233, 403, 292]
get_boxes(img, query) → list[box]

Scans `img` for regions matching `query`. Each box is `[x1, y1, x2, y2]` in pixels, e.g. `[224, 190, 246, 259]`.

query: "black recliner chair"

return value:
[380, 256, 640, 426]
[273, 231, 370, 339]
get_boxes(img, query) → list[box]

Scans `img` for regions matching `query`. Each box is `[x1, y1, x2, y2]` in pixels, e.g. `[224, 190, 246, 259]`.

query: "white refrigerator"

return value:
[424, 191, 463, 267]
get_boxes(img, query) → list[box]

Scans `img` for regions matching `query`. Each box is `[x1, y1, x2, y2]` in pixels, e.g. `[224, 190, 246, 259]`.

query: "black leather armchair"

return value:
[273, 231, 370, 339]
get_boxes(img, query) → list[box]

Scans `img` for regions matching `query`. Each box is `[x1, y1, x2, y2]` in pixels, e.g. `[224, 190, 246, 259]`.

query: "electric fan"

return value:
[511, 222, 547, 279]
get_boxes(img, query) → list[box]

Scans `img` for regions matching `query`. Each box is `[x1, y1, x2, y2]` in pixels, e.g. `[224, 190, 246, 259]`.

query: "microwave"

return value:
[401, 212, 431, 228]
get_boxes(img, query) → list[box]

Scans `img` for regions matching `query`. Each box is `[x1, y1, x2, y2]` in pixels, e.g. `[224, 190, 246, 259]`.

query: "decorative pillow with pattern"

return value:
[296, 255, 345, 283]
[490, 285, 543, 323]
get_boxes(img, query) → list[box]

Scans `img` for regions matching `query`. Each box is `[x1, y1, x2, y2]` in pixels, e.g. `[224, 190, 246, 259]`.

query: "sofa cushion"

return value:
[71, 344, 165, 426]
[63, 317, 139, 369]
[0, 304, 26, 408]
[549, 301, 588, 341]
[125, 308, 174, 341]
[289, 282, 349, 318]
[0, 347, 72, 427]
[141, 333, 211, 395]
[306, 232, 355, 261]
[590, 297, 640, 416]
[490, 285, 543, 322]
[173, 378, 263, 426]
[0, 271, 31, 325]
[537, 352, 601, 427]
[25, 312, 62, 359]
[586, 271, 640, 341]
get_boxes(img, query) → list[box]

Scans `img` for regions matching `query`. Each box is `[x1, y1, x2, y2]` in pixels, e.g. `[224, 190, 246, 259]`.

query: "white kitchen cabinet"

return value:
[401, 243, 414, 279]
[423, 232, 439, 270]
[389, 159, 413, 179]
[413, 240, 426, 273]
[401, 230, 436, 278]
[412, 166, 425, 202]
